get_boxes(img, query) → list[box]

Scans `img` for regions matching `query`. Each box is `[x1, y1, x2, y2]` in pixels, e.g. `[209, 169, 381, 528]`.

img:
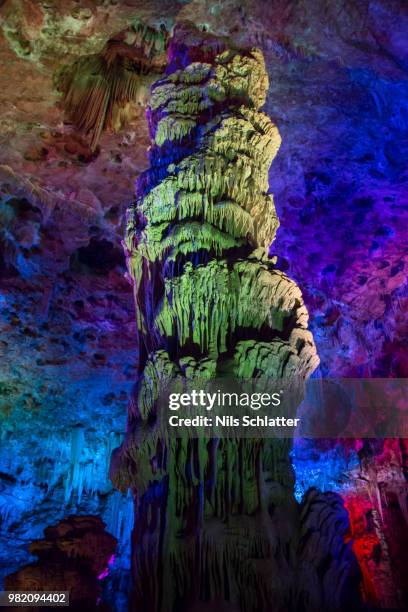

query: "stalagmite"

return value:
[110, 23, 360, 612]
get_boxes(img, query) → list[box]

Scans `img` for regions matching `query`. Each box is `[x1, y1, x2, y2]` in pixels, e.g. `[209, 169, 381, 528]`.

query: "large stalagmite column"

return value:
[111, 24, 359, 612]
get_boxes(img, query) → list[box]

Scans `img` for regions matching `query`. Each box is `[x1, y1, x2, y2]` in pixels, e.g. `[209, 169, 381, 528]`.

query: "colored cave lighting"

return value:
[0, 4, 407, 610]
[97, 554, 116, 581]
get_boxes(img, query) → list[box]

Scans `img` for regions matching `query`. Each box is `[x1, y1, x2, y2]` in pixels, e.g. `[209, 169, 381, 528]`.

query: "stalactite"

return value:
[110, 23, 360, 612]
[57, 21, 169, 149]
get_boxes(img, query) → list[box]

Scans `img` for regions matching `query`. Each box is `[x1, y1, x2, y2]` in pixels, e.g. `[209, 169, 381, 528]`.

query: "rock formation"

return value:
[5, 516, 116, 610]
[58, 21, 169, 150]
[110, 24, 361, 611]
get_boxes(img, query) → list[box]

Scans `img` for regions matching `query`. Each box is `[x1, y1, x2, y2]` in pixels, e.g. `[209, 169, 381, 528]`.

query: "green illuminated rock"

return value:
[109, 23, 359, 612]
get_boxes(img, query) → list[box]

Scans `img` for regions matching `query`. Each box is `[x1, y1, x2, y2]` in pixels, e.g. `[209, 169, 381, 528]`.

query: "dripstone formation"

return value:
[111, 24, 360, 612]
[58, 21, 169, 150]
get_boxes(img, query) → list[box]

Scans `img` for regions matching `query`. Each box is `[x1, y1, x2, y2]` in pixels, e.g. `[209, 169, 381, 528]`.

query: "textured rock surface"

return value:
[107, 25, 367, 612]
[5, 516, 117, 608]
[0, 0, 406, 609]
[58, 21, 169, 149]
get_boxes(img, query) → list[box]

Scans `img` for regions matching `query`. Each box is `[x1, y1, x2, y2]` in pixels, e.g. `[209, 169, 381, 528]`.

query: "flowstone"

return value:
[111, 23, 360, 612]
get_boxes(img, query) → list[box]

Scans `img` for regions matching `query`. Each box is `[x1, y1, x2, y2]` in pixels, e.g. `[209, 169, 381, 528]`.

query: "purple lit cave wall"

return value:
[0, 1, 407, 611]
